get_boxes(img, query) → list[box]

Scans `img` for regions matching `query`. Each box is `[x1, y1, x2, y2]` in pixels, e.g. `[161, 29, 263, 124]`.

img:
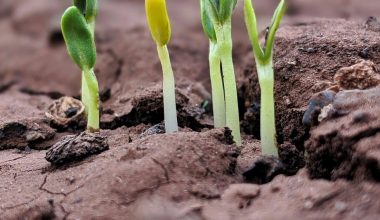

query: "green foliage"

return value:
[61, 6, 96, 71]
[205, 0, 237, 24]
[201, 0, 216, 42]
[244, 0, 286, 64]
[73, 0, 98, 22]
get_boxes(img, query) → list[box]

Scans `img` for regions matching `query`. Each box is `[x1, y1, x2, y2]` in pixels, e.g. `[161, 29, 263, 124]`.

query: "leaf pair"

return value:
[201, 0, 237, 41]
[244, 0, 286, 64]
[145, 0, 171, 46]
[62, 0, 97, 71]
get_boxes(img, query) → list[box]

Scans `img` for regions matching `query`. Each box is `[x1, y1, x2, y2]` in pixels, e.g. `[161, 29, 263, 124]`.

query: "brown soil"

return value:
[0, 0, 380, 219]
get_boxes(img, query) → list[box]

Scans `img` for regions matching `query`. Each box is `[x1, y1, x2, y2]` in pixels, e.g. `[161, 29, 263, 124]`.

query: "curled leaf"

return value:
[207, 0, 237, 24]
[145, 0, 171, 46]
[61, 6, 96, 70]
[201, 0, 217, 42]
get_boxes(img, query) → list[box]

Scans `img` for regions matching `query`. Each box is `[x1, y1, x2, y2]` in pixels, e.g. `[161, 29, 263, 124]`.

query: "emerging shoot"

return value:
[200, 0, 241, 146]
[200, 0, 225, 128]
[145, 0, 178, 133]
[61, 0, 100, 132]
[244, 0, 286, 156]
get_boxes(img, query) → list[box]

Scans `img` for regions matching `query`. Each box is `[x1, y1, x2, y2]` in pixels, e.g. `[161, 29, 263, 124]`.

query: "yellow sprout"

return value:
[145, 0, 171, 46]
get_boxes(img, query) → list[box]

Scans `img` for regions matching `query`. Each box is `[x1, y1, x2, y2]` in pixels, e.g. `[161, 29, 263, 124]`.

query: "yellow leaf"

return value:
[145, 0, 171, 46]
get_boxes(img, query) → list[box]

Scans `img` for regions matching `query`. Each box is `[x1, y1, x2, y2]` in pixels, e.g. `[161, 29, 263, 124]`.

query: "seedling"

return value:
[200, 0, 241, 146]
[145, 0, 178, 133]
[244, 0, 286, 156]
[61, 0, 100, 132]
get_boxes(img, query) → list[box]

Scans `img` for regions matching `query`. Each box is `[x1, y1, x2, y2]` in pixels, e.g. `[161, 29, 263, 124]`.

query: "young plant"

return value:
[145, 0, 178, 133]
[201, 0, 241, 146]
[200, 0, 225, 128]
[244, 0, 286, 156]
[61, 0, 100, 132]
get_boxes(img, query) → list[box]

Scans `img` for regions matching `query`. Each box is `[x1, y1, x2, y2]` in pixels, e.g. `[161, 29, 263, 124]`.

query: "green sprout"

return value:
[61, 0, 100, 132]
[244, 0, 286, 156]
[200, 0, 241, 146]
[145, 0, 178, 133]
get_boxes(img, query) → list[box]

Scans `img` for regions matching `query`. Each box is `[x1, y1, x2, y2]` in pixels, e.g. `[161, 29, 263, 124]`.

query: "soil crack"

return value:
[151, 158, 170, 182]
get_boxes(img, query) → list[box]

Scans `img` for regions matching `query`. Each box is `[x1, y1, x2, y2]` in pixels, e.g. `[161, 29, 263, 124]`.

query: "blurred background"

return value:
[0, 0, 379, 98]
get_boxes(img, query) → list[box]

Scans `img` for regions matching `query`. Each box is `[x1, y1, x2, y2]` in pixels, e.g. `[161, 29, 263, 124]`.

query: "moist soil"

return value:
[1, 0, 380, 219]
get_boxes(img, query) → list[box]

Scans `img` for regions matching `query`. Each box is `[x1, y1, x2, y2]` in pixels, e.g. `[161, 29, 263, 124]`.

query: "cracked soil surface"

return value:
[0, 0, 380, 219]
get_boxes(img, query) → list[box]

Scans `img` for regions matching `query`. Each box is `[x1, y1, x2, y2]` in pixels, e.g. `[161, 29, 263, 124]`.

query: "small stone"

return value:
[334, 201, 347, 213]
[359, 47, 371, 59]
[307, 48, 317, 53]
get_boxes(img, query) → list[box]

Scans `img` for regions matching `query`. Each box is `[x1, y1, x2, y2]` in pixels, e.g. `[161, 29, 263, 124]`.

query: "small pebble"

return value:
[334, 201, 347, 213]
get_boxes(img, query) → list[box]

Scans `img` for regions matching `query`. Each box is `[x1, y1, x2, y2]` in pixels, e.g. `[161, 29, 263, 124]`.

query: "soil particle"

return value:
[45, 96, 86, 131]
[279, 142, 306, 175]
[45, 132, 109, 166]
[366, 16, 380, 32]
[306, 88, 380, 181]
[334, 60, 380, 90]
[8, 201, 56, 220]
[220, 184, 260, 210]
[242, 155, 285, 184]
[303, 90, 336, 127]
[139, 123, 165, 138]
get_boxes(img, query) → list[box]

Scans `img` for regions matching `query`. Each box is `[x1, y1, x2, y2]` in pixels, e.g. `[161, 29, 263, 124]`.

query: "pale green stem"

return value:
[215, 21, 241, 146]
[157, 45, 178, 133]
[83, 68, 100, 132]
[209, 41, 226, 128]
[257, 60, 277, 156]
[81, 71, 90, 114]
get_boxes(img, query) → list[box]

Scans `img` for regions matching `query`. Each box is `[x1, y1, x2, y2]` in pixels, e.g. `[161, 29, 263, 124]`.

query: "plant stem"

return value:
[215, 20, 241, 146]
[209, 41, 226, 128]
[81, 71, 90, 114]
[83, 68, 100, 132]
[157, 45, 178, 133]
[257, 60, 277, 156]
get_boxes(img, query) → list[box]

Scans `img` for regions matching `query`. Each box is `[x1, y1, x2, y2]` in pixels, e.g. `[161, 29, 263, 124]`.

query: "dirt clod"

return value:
[45, 132, 109, 166]
[306, 88, 380, 181]
[334, 60, 380, 90]
[366, 16, 380, 32]
[303, 90, 336, 127]
[243, 155, 285, 184]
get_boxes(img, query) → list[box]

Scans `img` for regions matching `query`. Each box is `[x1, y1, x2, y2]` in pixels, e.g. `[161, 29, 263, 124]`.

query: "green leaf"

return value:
[61, 6, 96, 70]
[244, 0, 264, 61]
[264, 0, 286, 61]
[201, 0, 217, 41]
[219, 0, 237, 23]
[73, 0, 98, 22]
[145, 0, 171, 46]
[73, 0, 86, 14]
[206, 0, 237, 24]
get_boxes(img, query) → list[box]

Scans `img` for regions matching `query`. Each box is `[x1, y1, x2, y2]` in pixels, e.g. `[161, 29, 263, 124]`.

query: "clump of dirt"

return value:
[0, 90, 56, 150]
[45, 132, 109, 166]
[306, 88, 380, 181]
[334, 60, 380, 90]
[200, 170, 380, 219]
[101, 84, 212, 131]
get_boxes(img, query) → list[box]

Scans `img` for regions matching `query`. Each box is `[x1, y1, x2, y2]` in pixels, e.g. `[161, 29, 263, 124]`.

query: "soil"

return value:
[1, 0, 380, 219]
